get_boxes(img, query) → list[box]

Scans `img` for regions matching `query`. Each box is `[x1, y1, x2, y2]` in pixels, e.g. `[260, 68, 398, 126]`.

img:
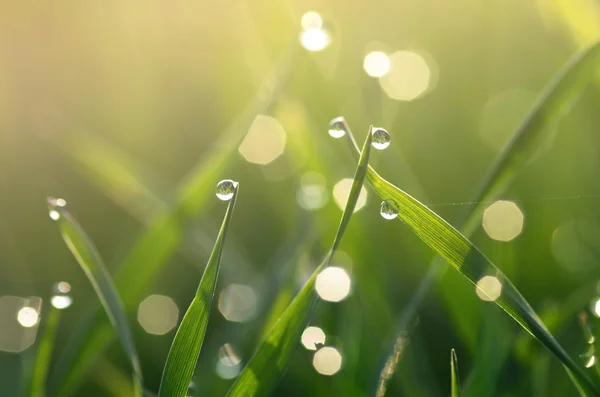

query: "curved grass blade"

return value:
[158, 186, 238, 397]
[50, 46, 300, 397]
[226, 129, 373, 397]
[340, 40, 600, 396]
[338, 127, 600, 395]
[48, 198, 143, 397]
[451, 349, 462, 397]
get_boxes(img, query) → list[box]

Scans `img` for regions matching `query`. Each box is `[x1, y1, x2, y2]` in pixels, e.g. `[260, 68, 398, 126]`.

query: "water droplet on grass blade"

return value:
[380, 200, 399, 220]
[371, 127, 390, 150]
[328, 117, 346, 138]
[47, 197, 67, 220]
[51, 281, 73, 309]
[216, 179, 238, 201]
[186, 381, 197, 396]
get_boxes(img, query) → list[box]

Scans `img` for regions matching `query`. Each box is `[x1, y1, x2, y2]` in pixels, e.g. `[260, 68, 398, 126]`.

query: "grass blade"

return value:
[225, 128, 373, 397]
[157, 185, 238, 397]
[451, 349, 462, 397]
[50, 46, 300, 397]
[340, 39, 600, 396]
[48, 198, 143, 397]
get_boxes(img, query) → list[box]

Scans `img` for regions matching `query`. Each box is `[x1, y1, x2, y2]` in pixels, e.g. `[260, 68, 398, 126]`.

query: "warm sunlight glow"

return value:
[239, 115, 286, 165]
[482, 200, 524, 242]
[17, 307, 39, 328]
[475, 276, 503, 302]
[301, 11, 323, 30]
[137, 295, 179, 335]
[313, 346, 342, 375]
[300, 28, 330, 52]
[301, 326, 326, 350]
[315, 267, 351, 302]
[333, 178, 367, 212]
[218, 284, 258, 323]
[379, 51, 431, 101]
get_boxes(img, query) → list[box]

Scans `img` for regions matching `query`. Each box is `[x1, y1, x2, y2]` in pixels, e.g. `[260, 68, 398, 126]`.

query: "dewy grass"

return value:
[49, 45, 301, 397]
[48, 197, 144, 397]
[158, 182, 238, 397]
[225, 128, 373, 397]
[338, 38, 600, 396]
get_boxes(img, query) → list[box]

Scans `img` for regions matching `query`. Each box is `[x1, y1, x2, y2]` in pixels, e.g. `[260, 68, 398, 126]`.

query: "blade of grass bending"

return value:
[340, 129, 600, 395]
[50, 45, 301, 397]
[226, 129, 373, 397]
[451, 349, 462, 397]
[48, 198, 143, 397]
[23, 303, 60, 397]
[158, 186, 238, 397]
[341, 40, 600, 395]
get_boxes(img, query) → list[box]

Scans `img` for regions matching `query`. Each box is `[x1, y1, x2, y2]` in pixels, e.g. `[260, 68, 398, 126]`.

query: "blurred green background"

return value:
[2, 0, 600, 396]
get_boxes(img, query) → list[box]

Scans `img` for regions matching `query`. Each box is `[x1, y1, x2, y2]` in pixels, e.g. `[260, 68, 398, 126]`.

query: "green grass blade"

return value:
[337, 127, 600, 395]
[50, 47, 299, 397]
[451, 349, 462, 397]
[157, 185, 238, 397]
[225, 128, 373, 397]
[48, 198, 143, 397]
[23, 304, 60, 397]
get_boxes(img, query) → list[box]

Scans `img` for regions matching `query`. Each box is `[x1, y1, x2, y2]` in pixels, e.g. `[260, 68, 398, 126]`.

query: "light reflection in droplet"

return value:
[475, 276, 502, 302]
[218, 284, 258, 323]
[592, 298, 600, 318]
[379, 51, 432, 101]
[239, 115, 287, 165]
[333, 178, 368, 212]
[17, 307, 39, 328]
[301, 326, 326, 350]
[301, 11, 323, 30]
[315, 267, 351, 302]
[300, 28, 330, 52]
[216, 343, 242, 379]
[313, 346, 343, 375]
[216, 179, 238, 201]
[482, 200, 524, 242]
[49, 210, 60, 221]
[586, 356, 596, 368]
[364, 51, 391, 77]
[51, 281, 73, 309]
[137, 295, 179, 335]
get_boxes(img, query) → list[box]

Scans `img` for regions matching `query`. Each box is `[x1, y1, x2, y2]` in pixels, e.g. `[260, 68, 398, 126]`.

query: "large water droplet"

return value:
[371, 127, 391, 150]
[380, 200, 399, 220]
[47, 197, 67, 220]
[186, 381, 197, 397]
[328, 117, 346, 139]
[216, 180, 238, 201]
[51, 281, 73, 309]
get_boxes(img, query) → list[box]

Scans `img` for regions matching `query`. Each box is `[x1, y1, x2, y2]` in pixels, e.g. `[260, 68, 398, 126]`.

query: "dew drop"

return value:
[51, 281, 73, 310]
[47, 197, 67, 220]
[380, 200, 399, 220]
[328, 117, 346, 139]
[187, 381, 197, 397]
[371, 127, 391, 150]
[215, 179, 238, 201]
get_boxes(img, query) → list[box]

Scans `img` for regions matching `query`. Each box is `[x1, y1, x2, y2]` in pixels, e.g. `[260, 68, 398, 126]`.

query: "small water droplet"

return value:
[51, 281, 73, 309]
[47, 197, 67, 220]
[187, 381, 197, 397]
[328, 117, 346, 139]
[216, 180, 238, 201]
[380, 200, 399, 220]
[371, 127, 391, 150]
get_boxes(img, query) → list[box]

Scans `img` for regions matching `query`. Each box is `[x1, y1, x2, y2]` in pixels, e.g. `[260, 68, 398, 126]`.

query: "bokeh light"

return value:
[482, 200, 524, 242]
[552, 221, 600, 272]
[593, 298, 600, 318]
[379, 51, 432, 101]
[137, 295, 179, 335]
[297, 172, 328, 211]
[315, 267, 351, 302]
[301, 11, 323, 30]
[313, 346, 343, 375]
[216, 343, 242, 380]
[239, 115, 286, 165]
[363, 51, 391, 77]
[0, 296, 41, 353]
[301, 326, 326, 350]
[475, 276, 503, 302]
[218, 284, 258, 323]
[300, 28, 330, 52]
[333, 179, 368, 212]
